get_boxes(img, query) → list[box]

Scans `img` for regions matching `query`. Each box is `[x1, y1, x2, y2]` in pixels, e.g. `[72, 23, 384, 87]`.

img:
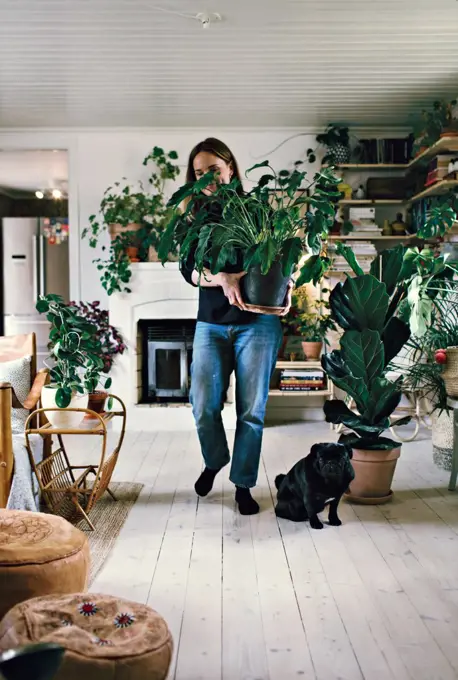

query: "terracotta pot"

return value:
[85, 391, 108, 420]
[108, 223, 142, 241]
[148, 246, 179, 263]
[345, 446, 401, 504]
[301, 341, 323, 361]
[125, 246, 139, 261]
[442, 346, 458, 397]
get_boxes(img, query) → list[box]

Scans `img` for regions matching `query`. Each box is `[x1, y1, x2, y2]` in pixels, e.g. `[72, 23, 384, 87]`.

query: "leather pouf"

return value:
[0, 510, 90, 620]
[0, 593, 173, 680]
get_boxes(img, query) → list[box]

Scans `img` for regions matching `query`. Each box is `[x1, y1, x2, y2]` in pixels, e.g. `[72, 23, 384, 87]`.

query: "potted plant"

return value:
[296, 300, 336, 360]
[412, 99, 457, 156]
[307, 124, 350, 165]
[279, 285, 310, 357]
[67, 300, 125, 418]
[321, 244, 412, 503]
[82, 147, 180, 295]
[158, 162, 340, 308]
[36, 294, 112, 428]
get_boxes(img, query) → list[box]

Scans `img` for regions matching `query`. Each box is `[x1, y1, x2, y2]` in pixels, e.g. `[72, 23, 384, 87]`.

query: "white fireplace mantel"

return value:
[109, 262, 236, 431]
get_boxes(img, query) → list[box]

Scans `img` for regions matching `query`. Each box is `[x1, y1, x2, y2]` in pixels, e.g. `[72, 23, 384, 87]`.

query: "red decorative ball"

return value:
[435, 350, 447, 365]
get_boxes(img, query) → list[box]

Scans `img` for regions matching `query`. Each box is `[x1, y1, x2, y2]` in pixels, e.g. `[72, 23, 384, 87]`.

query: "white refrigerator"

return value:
[2, 217, 69, 367]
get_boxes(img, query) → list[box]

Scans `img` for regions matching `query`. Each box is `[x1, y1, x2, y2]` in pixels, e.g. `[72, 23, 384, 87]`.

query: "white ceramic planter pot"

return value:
[41, 385, 89, 428]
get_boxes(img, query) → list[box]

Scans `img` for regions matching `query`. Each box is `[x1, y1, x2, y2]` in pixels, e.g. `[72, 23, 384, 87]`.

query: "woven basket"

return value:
[432, 409, 454, 471]
[442, 346, 458, 398]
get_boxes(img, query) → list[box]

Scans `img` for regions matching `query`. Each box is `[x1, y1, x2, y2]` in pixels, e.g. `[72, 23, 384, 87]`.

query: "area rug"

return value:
[76, 482, 143, 585]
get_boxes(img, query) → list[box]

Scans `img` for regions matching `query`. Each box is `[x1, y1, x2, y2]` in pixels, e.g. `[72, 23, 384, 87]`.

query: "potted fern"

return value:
[158, 163, 340, 309]
[36, 295, 112, 428]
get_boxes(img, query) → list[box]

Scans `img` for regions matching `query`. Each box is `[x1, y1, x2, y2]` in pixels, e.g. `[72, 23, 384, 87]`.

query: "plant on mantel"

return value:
[82, 147, 180, 295]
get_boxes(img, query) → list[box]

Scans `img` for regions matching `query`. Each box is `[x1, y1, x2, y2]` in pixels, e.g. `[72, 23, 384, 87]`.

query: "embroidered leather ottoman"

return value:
[0, 510, 90, 620]
[0, 593, 173, 680]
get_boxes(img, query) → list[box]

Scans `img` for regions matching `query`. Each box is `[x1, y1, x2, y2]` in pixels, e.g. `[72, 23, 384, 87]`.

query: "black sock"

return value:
[195, 467, 220, 497]
[235, 487, 260, 515]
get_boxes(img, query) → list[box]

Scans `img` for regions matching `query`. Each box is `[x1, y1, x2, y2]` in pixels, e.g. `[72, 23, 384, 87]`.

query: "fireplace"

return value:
[139, 319, 196, 402]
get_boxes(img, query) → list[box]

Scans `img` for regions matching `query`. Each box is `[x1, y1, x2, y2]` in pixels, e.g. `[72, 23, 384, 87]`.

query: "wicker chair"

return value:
[0, 333, 49, 508]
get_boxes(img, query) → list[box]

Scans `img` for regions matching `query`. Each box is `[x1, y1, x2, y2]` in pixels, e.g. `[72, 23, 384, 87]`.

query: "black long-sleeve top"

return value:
[180, 249, 257, 325]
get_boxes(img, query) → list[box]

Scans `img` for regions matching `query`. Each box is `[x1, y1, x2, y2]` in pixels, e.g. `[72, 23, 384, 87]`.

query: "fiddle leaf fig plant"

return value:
[158, 162, 340, 285]
[36, 294, 111, 408]
[322, 271, 411, 451]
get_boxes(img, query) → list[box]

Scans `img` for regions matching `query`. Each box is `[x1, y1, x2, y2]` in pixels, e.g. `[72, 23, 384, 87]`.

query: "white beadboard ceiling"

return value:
[0, 0, 458, 128]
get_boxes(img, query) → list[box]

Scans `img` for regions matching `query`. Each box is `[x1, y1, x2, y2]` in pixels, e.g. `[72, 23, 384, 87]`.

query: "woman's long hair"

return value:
[183, 138, 243, 216]
[186, 137, 243, 184]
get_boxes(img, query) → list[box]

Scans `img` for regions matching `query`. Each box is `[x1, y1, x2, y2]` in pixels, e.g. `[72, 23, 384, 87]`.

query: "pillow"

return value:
[0, 355, 32, 434]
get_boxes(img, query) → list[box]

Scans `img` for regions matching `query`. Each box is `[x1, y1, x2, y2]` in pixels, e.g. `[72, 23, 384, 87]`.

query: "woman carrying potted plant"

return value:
[174, 138, 290, 515]
[159, 138, 339, 515]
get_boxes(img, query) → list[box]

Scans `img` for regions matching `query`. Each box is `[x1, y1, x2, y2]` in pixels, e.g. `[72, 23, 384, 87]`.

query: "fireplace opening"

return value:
[138, 319, 196, 404]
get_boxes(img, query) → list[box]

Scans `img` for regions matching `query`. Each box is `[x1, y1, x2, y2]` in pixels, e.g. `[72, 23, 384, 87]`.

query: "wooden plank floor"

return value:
[75, 422, 458, 680]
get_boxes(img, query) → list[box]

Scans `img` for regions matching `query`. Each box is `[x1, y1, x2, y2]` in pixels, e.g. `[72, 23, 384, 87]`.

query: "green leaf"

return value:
[338, 433, 401, 451]
[246, 160, 270, 174]
[36, 298, 50, 313]
[335, 242, 364, 276]
[321, 351, 369, 413]
[329, 274, 389, 332]
[107, 396, 114, 410]
[296, 256, 330, 287]
[323, 400, 386, 438]
[280, 237, 303, 276]
[55, 387, 72, 408]
[104, 377, 112, 389]
[340, 329, 384, 388]
[382, 317, 411, 366]
[370, 245, 405, 295]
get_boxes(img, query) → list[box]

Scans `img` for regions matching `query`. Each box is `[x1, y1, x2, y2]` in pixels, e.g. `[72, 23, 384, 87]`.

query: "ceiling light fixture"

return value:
[151, 5, 222, 28]
[52, 189, 62, 199]
[35, 190, 44, 199]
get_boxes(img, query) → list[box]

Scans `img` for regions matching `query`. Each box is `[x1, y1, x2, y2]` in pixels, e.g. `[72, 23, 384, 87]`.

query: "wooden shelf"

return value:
[408, 179, 458, 204]
[329, 138, 458, 173]
[275, 360, 322, 370]
[268, 389, 331, 397]
[338, 199, 405, 206]
[329, 234, 415, 241]
[407, 137, 458, 171]
[332, 163, 409, 170]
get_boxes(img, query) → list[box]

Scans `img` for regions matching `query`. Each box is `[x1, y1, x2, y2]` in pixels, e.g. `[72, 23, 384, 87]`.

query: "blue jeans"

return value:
[190, 316, 282, 488]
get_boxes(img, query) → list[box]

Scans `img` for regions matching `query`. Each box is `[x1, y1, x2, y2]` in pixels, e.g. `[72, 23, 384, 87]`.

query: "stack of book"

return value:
[331, 240, 377, 273]
[348, 207, 383, 238]
[425, 154, 457, 186]
[279, 368, 326, 392]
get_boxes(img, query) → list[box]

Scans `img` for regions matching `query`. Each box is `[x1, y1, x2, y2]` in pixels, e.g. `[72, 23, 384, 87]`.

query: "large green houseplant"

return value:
[82, 147, 180, 295]
[158, 163, 340, 307]
[321, 245, 412, 503]
[36, 294, 112, 427]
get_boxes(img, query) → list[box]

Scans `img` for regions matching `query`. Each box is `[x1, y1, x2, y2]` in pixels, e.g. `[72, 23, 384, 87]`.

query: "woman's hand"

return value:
[218, 272, 247, 309]
[280, 280, 295, 316]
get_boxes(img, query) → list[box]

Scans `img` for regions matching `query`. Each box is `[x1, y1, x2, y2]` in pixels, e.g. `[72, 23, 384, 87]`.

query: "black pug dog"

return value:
[274, 442, 354, 530]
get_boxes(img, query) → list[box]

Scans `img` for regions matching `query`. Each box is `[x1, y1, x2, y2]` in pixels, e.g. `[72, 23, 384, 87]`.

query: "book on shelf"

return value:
[357, 137, 413, 165]
[279, 369, 326, 391]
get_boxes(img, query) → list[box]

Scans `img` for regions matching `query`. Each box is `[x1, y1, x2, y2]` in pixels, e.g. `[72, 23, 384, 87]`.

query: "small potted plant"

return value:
[159, 162, 340, 309]
[296, 301, 336, 360]
[36, 294, 112, 428]
[307, 124, 351, 165]
[68, 301, 125, 418]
